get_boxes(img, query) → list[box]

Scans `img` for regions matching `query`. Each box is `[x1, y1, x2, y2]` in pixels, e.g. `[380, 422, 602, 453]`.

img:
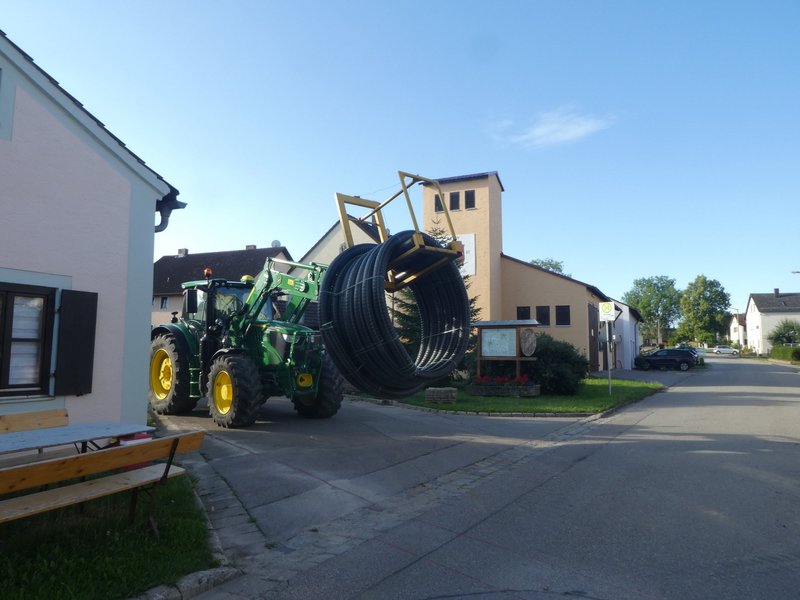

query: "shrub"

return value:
[530, 333, 589, 395]
[770, 346, 800, 362]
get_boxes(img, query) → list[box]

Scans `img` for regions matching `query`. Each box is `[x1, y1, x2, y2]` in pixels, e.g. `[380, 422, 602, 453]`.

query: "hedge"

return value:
[770, 346, 800, 362]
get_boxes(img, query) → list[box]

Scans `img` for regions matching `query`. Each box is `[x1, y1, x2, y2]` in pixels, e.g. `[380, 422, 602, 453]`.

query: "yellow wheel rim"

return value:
[150, 349, 172, 400]
[214, 370, 234, 415]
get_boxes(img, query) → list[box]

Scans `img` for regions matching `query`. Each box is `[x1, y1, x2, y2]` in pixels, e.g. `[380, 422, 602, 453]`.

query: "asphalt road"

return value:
[164, 357, 800, 599]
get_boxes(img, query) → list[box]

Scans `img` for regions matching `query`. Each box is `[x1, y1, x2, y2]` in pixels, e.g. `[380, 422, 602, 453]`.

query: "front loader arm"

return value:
[237, 257, 328, 328]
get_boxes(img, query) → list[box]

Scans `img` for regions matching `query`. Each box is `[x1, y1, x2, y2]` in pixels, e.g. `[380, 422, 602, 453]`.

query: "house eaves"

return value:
[501, 253, 611, 302]
[298, 215, 382, 264]
[421, 171, 505, 192]
[0, 29, 184, 218]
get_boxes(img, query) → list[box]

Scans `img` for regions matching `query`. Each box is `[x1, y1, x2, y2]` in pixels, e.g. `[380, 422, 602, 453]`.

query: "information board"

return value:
[481, 328, 517, 357]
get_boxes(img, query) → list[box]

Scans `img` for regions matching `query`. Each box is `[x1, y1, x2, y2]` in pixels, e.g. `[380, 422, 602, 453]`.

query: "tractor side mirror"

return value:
[185, 289, 198, 314]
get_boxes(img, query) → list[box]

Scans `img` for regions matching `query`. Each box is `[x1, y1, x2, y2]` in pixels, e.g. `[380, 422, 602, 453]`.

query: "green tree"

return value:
[622, 276, 681, 344]
[767, 319, 800, 346]
[678, 275, 731, 344]
[529, 258, 570, 277]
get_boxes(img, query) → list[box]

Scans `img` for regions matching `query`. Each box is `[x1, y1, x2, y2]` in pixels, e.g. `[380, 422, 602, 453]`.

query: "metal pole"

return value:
[607, 321, 612, 396]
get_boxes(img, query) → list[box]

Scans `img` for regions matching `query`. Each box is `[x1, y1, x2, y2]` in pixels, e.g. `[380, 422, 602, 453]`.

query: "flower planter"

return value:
[466, 384, 540, 398]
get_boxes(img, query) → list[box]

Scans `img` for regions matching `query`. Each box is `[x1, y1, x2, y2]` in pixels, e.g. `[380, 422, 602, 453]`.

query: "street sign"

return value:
[599, 302, 615, 322]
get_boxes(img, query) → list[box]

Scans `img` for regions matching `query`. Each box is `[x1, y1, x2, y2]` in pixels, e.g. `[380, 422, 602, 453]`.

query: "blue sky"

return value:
[3, 1, 799, 311]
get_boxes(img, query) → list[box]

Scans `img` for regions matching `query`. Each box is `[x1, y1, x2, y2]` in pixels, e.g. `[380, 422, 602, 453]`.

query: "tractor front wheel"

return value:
[208, 354, 264, 428]
[149, 334, 196, 414]
[293, 354, 344, 419]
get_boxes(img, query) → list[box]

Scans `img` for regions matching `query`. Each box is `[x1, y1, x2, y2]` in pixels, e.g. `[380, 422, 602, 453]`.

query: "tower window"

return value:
[434, 194, 443, 212]
[465, 189, 475, 209]
[449, 192, 460, 211]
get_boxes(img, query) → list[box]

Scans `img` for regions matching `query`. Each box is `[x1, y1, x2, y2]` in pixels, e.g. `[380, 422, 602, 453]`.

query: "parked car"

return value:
[712, 345, 739, 355]
[635, 349, 697, 371]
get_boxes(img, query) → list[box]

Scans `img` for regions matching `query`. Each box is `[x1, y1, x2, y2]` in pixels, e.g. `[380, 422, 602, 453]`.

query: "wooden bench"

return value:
[0, 430, 205, 534]
[0, 408, 69, 433]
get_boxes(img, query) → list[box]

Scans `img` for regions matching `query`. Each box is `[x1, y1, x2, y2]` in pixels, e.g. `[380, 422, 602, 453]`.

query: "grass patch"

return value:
[0, 475, 217, 600]
[398, 377, 663, 414]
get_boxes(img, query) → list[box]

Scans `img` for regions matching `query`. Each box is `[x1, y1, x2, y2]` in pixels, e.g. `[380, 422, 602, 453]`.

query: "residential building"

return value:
[152, 245, 292, 326]
[728, 313, 747, 348]
[1, 31, 183, 423]
[745, 289, 800, 355]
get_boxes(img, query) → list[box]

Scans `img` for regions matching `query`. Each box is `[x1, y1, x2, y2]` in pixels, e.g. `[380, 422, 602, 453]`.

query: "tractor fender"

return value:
[151, 323, 197, 363]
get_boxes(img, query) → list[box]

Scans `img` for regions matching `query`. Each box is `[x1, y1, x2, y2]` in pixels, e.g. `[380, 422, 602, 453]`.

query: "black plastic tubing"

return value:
[319, 231, 470, 398]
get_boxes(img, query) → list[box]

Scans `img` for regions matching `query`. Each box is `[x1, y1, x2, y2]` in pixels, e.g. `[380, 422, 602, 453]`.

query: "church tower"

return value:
[421, 172, 504, 320]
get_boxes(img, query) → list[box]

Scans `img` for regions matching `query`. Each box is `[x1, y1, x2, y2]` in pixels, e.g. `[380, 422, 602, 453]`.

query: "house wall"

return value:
[0, 48, 167, 424]
[422, 175, 504, 320]
[500, 257, 598, 360]
[746, 307, 795, 356]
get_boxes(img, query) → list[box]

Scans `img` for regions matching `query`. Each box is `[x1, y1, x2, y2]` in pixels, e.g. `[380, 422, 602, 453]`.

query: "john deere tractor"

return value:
[149, 258, 342, 428]
[149, 171, 474, 428]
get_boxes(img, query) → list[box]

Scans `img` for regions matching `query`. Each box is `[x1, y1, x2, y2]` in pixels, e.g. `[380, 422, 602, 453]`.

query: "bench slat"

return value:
[0, 464, 186, 524]
[0, 431, 204, 495]
[0, 409, 69, 433]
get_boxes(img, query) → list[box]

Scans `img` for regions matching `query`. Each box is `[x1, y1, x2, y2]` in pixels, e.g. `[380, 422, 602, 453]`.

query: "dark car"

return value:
[636, 348, 697, 371]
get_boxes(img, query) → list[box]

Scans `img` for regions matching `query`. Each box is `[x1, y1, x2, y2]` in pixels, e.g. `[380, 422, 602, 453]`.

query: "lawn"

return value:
[0, 476, 217, 600]
[398, 377, 663, 414]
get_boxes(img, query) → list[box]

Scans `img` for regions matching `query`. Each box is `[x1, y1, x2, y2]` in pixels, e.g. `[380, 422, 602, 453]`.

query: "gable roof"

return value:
[298, 215, 381, 263]
[153, 247, 293, 295]
[501, 253, 611, 301]
[0, 29, 183, 214]
[749, 291, 800, 313]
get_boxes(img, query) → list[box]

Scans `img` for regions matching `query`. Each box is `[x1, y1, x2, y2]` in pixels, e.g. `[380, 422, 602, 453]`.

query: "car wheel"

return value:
[678, 361, 690, 371]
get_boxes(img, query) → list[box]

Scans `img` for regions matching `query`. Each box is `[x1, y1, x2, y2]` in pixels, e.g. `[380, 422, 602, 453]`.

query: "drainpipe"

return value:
[155, 185, 186, 233]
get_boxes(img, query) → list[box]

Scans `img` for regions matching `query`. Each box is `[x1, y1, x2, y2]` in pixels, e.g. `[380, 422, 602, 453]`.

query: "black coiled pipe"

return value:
[319, 231, 470, 398]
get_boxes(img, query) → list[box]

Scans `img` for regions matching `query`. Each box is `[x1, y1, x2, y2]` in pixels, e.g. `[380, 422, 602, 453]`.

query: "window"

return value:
[535, 305, 550, 326]
[434, 194, 444, 212]
[556, 305, 571, 326]
[0, 283, 55, 396]
[160, 296, 169, 310]
[449, 191, 460, 211]
[465, 189, 476, 209]
[516, 306, 530, 320]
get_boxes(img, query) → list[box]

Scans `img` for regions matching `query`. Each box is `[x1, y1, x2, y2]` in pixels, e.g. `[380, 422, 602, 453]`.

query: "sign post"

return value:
[598, 302, 615, 396]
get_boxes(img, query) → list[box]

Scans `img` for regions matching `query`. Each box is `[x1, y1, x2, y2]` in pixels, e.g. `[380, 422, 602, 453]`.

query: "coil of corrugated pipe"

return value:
[319, 231, 470, 398]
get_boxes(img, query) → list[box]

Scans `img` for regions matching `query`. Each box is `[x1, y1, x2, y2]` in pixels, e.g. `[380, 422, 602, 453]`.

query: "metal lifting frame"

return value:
[335, 171, 463, 292]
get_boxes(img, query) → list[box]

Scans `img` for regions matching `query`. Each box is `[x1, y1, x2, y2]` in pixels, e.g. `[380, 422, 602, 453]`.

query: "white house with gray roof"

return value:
[745, 289, 800, 355]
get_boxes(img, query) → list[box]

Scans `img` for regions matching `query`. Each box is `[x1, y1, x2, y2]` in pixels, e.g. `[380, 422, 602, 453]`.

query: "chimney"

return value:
[774, 288, 780, 297]
[245, 245, 256, 250]
[178, 248, 188, 257]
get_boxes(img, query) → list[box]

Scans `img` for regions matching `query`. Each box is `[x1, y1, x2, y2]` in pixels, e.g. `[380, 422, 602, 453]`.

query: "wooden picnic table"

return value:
[0, 421, 155, 455]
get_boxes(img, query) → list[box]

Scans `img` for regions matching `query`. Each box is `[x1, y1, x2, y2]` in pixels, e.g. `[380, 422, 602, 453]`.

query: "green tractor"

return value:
[148, 257, 342, 428]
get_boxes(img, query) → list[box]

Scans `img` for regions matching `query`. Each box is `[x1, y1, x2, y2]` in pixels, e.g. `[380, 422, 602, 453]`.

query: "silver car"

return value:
[712, 345, 739, 355]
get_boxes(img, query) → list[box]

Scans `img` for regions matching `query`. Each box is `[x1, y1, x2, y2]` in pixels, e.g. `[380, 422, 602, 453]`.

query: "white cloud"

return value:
[500, 107, 613, 149]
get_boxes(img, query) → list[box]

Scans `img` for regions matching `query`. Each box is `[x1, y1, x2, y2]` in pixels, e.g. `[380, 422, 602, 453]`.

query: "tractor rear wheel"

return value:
[149, 334, 196, 414]
[208, 354, 264, 428]
[293, 354, 344, 418]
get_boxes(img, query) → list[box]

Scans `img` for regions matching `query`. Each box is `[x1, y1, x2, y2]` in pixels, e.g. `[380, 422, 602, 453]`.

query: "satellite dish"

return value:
[271, 240, 282, 248]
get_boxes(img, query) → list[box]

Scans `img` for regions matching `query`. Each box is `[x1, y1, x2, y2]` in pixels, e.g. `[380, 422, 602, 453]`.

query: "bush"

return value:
[530, 333, 589, 395]
[770, 346, 800, 362]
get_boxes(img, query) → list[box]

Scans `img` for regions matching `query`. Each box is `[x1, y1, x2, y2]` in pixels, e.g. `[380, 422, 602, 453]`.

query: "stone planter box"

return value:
[425, 387, 457, 403]
[466, 384, 541, 398]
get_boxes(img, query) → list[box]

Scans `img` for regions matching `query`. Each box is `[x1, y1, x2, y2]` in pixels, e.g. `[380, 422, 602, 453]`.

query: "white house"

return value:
[607, 300, 643, 371]
[745, 289, 800, 355]
[728, 313, 747, 349]
[0, 31, 184, 424]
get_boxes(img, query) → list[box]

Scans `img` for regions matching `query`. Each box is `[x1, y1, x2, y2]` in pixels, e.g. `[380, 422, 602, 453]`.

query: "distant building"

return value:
[152, 245, 291, 326]
[728, 313, 747, 348]
[745, 289, 800, 355]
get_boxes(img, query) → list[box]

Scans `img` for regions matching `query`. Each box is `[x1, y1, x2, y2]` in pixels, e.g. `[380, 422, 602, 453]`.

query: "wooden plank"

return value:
[0, 409, 69, 433]
[0, 465, 186, 524]
[0, 431, 204, 495]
